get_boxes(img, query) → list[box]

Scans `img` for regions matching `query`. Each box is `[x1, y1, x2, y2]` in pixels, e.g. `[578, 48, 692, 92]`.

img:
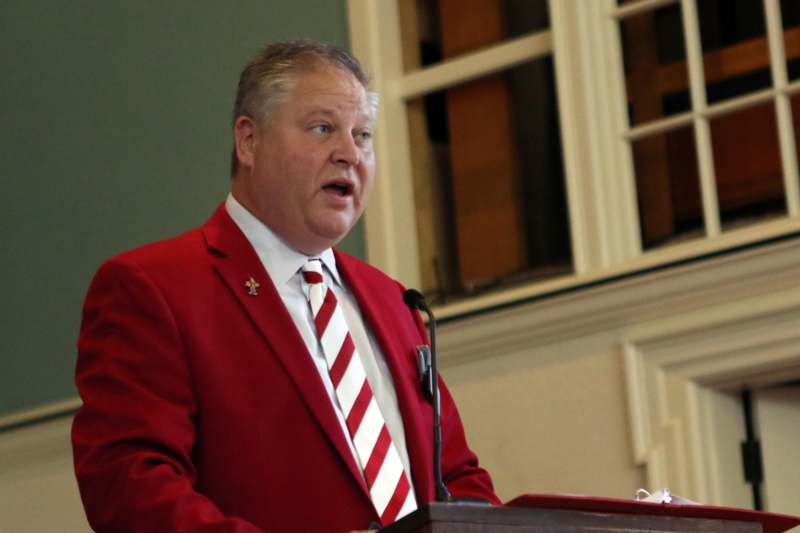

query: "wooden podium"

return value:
[381, 495, 800, 533]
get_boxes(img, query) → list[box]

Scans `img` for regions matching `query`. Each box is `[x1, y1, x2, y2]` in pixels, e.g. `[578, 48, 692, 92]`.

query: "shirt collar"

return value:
[225, 193, 342, 287]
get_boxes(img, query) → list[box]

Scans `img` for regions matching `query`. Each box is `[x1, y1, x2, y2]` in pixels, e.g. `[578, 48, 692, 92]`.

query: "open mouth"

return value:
[323, 181, 354, 197]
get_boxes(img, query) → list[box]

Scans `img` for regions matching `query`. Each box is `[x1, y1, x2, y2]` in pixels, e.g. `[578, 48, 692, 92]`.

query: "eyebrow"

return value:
[301, 108, 376, 126]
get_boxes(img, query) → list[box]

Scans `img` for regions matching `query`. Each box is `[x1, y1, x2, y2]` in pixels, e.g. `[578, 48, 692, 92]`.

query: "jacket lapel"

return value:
[201, 206, 369, 498]
[335, 251, 436, 504]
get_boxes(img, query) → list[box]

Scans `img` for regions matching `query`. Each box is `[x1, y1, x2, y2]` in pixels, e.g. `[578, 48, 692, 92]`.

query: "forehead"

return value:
[286, 67, 374, 120]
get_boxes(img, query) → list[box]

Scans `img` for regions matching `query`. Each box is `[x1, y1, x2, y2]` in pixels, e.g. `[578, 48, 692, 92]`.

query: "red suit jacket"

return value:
[72, 205, 498, 532]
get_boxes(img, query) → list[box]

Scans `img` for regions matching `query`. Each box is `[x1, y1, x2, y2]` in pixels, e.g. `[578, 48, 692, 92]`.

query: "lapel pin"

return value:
[245, 277, 260, 296]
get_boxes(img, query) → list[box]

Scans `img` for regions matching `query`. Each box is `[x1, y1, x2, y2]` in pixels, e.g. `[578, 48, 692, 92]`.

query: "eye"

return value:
[311, 124, 332, 135]
[355, 130, 373, 143]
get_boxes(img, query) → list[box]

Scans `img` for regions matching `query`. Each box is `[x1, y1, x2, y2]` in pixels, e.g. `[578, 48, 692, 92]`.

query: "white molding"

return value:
[765, 0, 800, 217]
[681, 0, 721, 237]
[623, 309, 800, 500]
[434, 219, 800, 321]
[437, 236, 800, 370]
[0, 397, 81, 431]
[611, 0, 680, 19]
[697, 386, 724, 504]
[620, 269, 800, 501]
[598, 0, 643, 263]
[436, 237, 800, 503]
[549, 0, 596, 273]
[625, 88, 776, 140]
[550, 0, 641, 274]
[348, 0, 422, 287]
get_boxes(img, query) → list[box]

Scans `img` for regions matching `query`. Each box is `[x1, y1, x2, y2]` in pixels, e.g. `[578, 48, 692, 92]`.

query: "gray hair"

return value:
[231, 40, 378, 175]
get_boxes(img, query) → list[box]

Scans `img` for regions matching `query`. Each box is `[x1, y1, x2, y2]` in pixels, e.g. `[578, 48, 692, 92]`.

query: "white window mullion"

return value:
[765, 0, 800, 217]
[348, 0, 422, 289]
[395, 32, 552, 101]
[572, 0, 613, 269]
[597, 0, 643, 263]
[553, 0, 646, 273]
[613, 0, 679, 20]
[681, 0, 721, 237]
[550, 0, 596, 274]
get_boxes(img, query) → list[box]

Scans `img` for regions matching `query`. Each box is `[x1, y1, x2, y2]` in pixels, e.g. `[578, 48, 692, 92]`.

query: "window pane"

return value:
[407, 57, 572, 302]
[399, 0, 549, 73]
[697, 0, 771, 104]
[633, 126, 704, 250]
[781, 0, 800, 81]
[710, 102, 787, 230]
[619, 3, 691, 126]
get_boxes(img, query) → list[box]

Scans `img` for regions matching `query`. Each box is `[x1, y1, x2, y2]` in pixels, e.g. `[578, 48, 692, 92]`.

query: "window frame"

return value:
[347, 0, 800, 319]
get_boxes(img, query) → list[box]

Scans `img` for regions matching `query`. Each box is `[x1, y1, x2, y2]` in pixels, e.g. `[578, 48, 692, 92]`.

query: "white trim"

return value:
[434, 235, 800, 503]
[697, 386, 724, 505]
[437, 235, 800, 366]
[703, 87, 775, 118]
[434, 219, 800, 321]
[0, 397, 81, 431]
[550, 0, 595, 273]
[349, 0, 421, 287]
[611, 0, 680, 20]
[626, 83, 800, 140]
[624, 342, 651, 464]
[682, 0, 721, 237]
[551, 0, 642, 273]
[597, 0, 643, 263]
[625, 88, 776, 140]
[623, 303, 800, 499]
[626, 111, 696, 141]
[395, 32, 553, 100]
[765, 0, 800, 218]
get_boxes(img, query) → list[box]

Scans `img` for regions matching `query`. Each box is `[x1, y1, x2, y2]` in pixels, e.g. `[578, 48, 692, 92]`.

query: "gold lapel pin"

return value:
[245, 277, 260, 296]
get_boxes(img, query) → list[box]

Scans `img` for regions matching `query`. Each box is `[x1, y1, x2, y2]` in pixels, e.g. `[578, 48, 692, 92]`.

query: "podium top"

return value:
[506, 494, 800, 533]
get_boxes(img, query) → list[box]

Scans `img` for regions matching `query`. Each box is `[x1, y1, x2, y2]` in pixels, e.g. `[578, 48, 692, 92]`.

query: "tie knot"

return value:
[302, 259, 324, 285]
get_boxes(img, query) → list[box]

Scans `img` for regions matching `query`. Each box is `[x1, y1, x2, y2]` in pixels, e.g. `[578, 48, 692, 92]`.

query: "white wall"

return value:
[440, 237, 800, 508]
[0, 416, 89, 533]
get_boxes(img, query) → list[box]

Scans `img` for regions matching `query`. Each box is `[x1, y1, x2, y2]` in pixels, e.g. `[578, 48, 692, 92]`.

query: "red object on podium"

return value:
[506, 494, 800, 533]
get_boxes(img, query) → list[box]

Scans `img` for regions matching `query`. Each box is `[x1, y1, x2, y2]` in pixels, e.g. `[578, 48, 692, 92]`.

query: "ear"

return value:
[233, 116, 258, 172]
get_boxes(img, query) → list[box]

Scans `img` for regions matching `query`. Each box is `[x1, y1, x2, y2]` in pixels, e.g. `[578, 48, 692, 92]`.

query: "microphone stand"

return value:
[404, 290, 451, 502]
[426, 302, 451, 502]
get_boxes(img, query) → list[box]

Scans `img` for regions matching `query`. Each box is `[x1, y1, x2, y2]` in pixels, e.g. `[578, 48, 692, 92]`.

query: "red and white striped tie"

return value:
[302, 259, 417, 525]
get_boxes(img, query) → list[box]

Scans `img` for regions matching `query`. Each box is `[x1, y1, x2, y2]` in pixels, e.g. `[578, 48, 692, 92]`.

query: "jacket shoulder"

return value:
[103, 227, 206, 274]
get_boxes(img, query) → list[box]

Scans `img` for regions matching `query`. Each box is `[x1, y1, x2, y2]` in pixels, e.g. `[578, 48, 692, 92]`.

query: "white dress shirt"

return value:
[225, 194, 415, 494]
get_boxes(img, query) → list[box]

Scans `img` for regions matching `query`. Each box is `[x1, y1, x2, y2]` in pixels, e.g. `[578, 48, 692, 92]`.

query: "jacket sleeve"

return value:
[72, 258, 265, 533]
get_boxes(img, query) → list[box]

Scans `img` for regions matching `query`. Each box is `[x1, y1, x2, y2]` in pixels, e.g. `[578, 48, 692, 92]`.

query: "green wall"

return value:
[0, 0, 365, 418]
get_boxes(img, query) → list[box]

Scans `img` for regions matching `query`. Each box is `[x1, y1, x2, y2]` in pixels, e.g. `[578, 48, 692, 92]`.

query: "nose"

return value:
[332, 132, 360, 167]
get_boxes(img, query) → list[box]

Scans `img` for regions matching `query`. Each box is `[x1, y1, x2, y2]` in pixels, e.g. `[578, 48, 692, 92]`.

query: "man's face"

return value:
[232, 66, 376, 256]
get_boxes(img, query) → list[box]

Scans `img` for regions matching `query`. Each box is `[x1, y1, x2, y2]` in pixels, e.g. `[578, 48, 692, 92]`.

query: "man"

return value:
[72, 40, 498, 532]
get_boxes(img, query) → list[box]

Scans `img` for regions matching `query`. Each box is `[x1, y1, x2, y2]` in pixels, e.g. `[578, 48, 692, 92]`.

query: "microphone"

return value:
[402, 288, 426, 310]
[403, 289, 451, 503]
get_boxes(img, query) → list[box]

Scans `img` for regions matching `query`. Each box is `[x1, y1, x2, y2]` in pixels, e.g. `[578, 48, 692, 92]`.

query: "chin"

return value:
[313, 219, 355, 243]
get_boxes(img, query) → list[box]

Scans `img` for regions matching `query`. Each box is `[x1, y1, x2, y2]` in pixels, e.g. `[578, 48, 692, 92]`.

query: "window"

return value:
[348, 0, 800, 314]
[620, 0, 799, 248]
